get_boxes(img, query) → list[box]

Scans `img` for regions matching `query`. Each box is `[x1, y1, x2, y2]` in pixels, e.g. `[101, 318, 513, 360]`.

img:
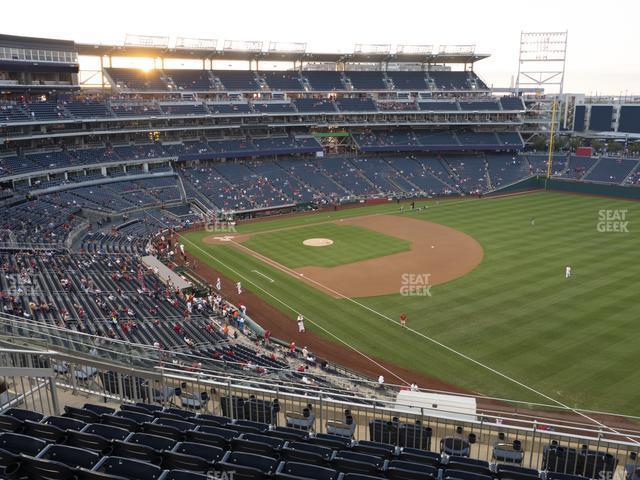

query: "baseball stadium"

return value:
[0, 10, 640, 480]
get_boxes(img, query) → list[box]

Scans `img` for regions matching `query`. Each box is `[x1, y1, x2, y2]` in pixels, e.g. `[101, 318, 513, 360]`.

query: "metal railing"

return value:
[1, 346, 639, 479]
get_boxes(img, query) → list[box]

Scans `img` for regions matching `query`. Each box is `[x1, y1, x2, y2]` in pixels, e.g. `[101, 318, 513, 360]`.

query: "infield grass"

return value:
[241, 223, 411, 268]
[183, 192, 640, 415]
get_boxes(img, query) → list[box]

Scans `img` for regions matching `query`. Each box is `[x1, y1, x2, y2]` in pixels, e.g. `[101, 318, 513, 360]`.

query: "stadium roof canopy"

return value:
[0, 33, 76, 52]
[76, 43, 489, 65]
[0, 33, 489, 66]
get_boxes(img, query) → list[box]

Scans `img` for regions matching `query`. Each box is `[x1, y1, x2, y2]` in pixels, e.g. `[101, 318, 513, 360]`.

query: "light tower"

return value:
[516, 31, 568, 95]
[515, 31, 568, 139]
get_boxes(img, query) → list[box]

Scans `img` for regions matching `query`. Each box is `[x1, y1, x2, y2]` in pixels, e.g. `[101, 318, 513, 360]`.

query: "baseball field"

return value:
[182, 191, 640, 416]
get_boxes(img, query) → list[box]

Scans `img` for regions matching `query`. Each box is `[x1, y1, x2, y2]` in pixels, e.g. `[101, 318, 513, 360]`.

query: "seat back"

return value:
[12, 456, 76, 480]
[38, 444, 100, 469]
[127, 432, 177, 451]
[97, 456, 164, 480]
[277, 461, 340, 480]
[0, 432, 47, 456]
[45, 415, 86, 431]
[173, 442, 224, 463]
[162, 470, 210, 480]
[63, 406, 101, 423]
[22, 421, 66, 443]
[4, 408, 44, 423]
[82, 423, 130, 441]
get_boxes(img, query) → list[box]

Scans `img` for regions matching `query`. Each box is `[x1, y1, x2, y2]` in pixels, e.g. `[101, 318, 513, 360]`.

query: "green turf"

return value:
[241, 223, 411, 268]
[183, 192, 640, 415]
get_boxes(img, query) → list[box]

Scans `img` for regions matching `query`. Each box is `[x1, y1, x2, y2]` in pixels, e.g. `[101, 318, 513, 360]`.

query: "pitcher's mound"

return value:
[303, 238, 334, 247]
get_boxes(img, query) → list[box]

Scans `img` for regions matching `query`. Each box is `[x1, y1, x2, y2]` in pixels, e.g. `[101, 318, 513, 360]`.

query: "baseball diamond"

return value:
[185, 192, 640, 415]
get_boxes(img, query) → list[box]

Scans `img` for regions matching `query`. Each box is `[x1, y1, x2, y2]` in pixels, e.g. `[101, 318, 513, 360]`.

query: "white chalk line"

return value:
[251, 270, 275, 283]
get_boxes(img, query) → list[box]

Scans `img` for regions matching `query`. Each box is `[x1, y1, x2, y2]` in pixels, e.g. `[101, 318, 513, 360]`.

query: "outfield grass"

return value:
[184, 192, 640, 415]
[241, 223, 411, 268]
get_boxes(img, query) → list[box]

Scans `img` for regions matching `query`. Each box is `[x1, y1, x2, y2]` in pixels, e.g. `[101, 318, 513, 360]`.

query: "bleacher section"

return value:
[386, 71, 429, 90]
[499, 97, 525, 111]
[584, 157, 638, 183]
[0, 95, 527, 124]
[261, 71, 303, 91]
[293, 98, 337, 113]
[353, 130, 519, 152]
[212, 70, 260, 91]
[106, 68, 168, 91]
[165, 69, 213, 91]
[345, 71, 387, 90]
[335, 98, 378, 112]
[303, 71, 344, 91]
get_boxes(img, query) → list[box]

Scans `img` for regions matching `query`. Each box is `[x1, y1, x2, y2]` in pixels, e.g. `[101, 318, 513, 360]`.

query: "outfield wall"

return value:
[491, 177, 640, 200]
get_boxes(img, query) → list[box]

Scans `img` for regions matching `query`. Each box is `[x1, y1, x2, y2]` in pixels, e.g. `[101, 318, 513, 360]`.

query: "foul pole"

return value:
[545, 100, 558, 187]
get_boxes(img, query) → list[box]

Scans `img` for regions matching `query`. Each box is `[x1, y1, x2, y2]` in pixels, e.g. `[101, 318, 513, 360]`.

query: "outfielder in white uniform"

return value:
[236, 282, 242, 294]
[565, 265, 572, 279]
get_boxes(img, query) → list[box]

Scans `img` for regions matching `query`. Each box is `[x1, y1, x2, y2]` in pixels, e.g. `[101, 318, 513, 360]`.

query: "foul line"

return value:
[251, 270, 275, 283]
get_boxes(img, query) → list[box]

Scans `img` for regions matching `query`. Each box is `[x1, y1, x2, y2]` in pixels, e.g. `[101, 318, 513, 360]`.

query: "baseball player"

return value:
[215, 277, 221, 291]
[565, 265, 572, 279]
[297, 314, 305, 333]
[236, 282, 242, 294]
[400, 312, 407, 327]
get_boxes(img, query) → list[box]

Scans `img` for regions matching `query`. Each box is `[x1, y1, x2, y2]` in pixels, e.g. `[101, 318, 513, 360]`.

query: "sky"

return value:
[3, 0, 639, 96]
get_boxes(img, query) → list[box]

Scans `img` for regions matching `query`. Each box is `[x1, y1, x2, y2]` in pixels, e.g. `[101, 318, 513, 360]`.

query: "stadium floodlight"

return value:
[437, 45, 476, 55]
[175, 37, 217, 50]
[124, 34, 170, 48]
[268, 41, 307, 54]
[354, 44, 392, 55]
[396, 45, 433, 55]
[223, 40, 263, 52]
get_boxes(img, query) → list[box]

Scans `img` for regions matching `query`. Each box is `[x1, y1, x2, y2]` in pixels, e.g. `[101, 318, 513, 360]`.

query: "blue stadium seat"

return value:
[6, 455, 77, 480]
[441, 437, 471, 457]
[37, 444, 100, 469]
[162, 471, 210, 480]
[124, 432, 177, 452]
[218, 450, 278, 480]
[281, 442, 333, 466]
[443, 470, 492, 480]
[22, 420, 67, 443]
[0, 415, 24, 433]
[330, 450, 385, 476]
[398, 449, 441, 467]
[275, 461, 341, 480]
[4, 408, 44, 423]
[94, 456, 164, 480]
[387, 460, 439, 480]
